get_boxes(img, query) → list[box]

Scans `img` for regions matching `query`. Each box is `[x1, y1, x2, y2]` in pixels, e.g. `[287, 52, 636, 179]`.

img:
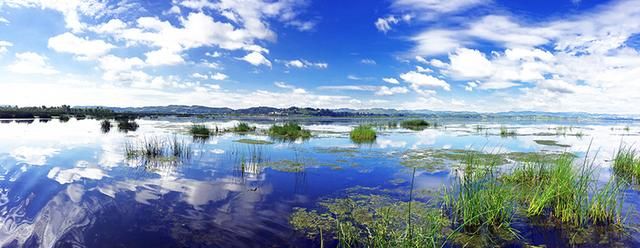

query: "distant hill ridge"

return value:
[94, 105, 636, 120]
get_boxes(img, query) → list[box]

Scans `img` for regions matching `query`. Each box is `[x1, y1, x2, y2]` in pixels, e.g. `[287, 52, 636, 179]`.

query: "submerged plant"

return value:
[349, 125, 377, 144]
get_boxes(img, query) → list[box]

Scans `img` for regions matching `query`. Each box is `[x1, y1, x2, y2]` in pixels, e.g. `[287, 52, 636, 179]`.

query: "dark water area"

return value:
[0, 118, 639, 247]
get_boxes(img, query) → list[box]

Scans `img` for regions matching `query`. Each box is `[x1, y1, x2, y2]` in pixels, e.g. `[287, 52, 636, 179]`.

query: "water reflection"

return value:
[0, 119, 639, 247]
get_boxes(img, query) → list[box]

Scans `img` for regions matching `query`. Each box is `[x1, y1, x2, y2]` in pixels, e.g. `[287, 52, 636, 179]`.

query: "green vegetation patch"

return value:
[268, 123, 312, 141]
[612, 145, 640, 183]
[290, 194, 447, 247]
[234, 139, 274, 145]
[534, 139, 571, 147]
[189, 124, 211, 137]
[400, 119, 433, 131]
[231, 122, 256, 133]
[350, 125, 377, 144]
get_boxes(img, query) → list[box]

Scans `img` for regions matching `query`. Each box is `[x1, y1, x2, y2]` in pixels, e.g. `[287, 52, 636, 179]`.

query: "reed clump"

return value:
[350, 125, 377, 144]
[268, 123, 311, 140]
[401, 119, 432, 131]
[189, 124, 211, 137]
[231, 122, 256, 133]
[124, 136, 192, 161]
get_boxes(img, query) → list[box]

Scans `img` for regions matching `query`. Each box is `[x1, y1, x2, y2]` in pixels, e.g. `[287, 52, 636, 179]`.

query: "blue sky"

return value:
[0, 0, 639, 114]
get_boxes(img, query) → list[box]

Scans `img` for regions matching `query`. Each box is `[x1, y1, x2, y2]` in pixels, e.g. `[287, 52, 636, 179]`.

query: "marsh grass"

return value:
[100, 120, 111, 133]
[118, 119, 139, 132]
[268, 123, 311, 141]
[499, 126, 517, 137]
[612, 145, 640, 182]
[401, 119, 432, 131]
[189, 124, 211, 137]
[124, 135, 192, 162]
[350, 125, 377, 144]
[232, 122, 256, 133]
[442, 152, 518, 244]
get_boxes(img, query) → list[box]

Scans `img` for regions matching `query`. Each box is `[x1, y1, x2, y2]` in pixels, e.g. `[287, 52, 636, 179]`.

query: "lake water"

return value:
[0, 118, 639, 247]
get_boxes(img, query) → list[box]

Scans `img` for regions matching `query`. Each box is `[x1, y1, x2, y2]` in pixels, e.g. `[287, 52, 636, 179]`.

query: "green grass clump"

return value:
[189, 124, 211, 137]
[513, 154, 626, 227]
[124, 136, 192, 161]
[499, 126, 517, 137]
[442, 153, 517, 242]
[612, 146, 640, 182]
[117, 119, 139, 132]
[268, 123, 311, 140]
[234, 139, 274, 145]
[400, 119, 432, 130]
[232, 122, 256, 133]
[100, 120, 111, 133]
[350, 125, 377, 144]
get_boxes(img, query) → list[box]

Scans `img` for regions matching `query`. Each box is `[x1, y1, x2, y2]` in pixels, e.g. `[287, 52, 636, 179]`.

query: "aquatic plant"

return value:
[290, 195, 447, 247]
[499, 126, 517, 137]
[189, 124, 211, 137]
[400, 119, 432, 130]
[268, 123, 311, 140]
[124, 135, 192, 161]
[118, 119, 139, 132]
[100, 120, 111, 133]
[234, 139, 274, 145]
[232, 122, 256, 133]
[442, 152, 518, 243]
[349, 125, 377, 144]
[612, 145, 640, 182]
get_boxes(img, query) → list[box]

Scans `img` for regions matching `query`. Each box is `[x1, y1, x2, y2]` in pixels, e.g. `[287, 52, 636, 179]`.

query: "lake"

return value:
[0, 117, 639, 247]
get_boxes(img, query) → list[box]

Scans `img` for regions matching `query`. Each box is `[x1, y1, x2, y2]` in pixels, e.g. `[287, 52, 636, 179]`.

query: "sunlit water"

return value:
[0, 118, 639, 247]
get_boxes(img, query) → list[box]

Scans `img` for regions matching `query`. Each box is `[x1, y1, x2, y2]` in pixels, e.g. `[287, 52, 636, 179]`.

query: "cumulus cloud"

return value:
[375, 86, 409, 96]
[375, 15, 411, 33]
[241, 52, 272, 67]
[8, 52, 58, 75]
[399, 70, 451, 94]
[211, 72, 228, 80]
[48, 32, 114, 60]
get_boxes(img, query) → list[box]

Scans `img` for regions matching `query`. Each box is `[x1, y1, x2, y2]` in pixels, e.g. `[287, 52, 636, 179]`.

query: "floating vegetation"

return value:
[400, 119, 432, 131]
[266, 159, 305, 172]
[349, 125, 377, 144]
[231, 122, 256, 133]
[499, 126, 517, 137]
[400, 149, 577, 172]
[534, 139, 571, 148]
[100, 120, 111, 133]
[268, 123, 311, 141]
[290, 194, 447, 247]
[189, 124, 211, 137]
[117, 119, 139, 132]
[234, 139, 274, 145]
[124, 136, 192, 163]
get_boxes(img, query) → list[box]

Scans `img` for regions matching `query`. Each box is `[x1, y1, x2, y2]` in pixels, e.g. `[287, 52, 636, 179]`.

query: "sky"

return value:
[0, 0, 639, 114]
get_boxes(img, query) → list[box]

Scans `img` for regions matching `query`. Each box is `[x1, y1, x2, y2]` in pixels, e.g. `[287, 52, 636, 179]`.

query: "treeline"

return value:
[0, 105, 115, 119]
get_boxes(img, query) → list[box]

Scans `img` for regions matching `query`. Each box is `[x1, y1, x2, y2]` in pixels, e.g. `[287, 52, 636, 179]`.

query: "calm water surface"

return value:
[0, 118, 639, 247]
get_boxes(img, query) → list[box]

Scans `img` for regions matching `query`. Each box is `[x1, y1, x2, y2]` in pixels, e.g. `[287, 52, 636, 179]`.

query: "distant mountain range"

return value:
[93, 105, 637, 120]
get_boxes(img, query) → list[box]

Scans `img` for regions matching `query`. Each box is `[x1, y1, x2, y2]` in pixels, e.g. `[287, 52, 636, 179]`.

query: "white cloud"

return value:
[383, 77, 400, 84]
[274, 81, 306, 94]
[192, 73, 209, 80]
[48, 32, 114, 60]
[360, 59, 377, 65]
[98, 55, 145, 82]
[375, 86, 409, 96]
[241, 52, 271, 67]
[0, 40, 12, 55]
[318, 85, 379, 91]
[375, 15, 411, 33]
[284, 59, 328, 69]
[8, 52, 58, 75]
[0, 16, 8, 24]
[449, 48, 493, 78]
[465, 81, 478, 91]
[211, 72, 228, 80]
[399, 70, 451, 94]
[391, 0, 489, 14]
